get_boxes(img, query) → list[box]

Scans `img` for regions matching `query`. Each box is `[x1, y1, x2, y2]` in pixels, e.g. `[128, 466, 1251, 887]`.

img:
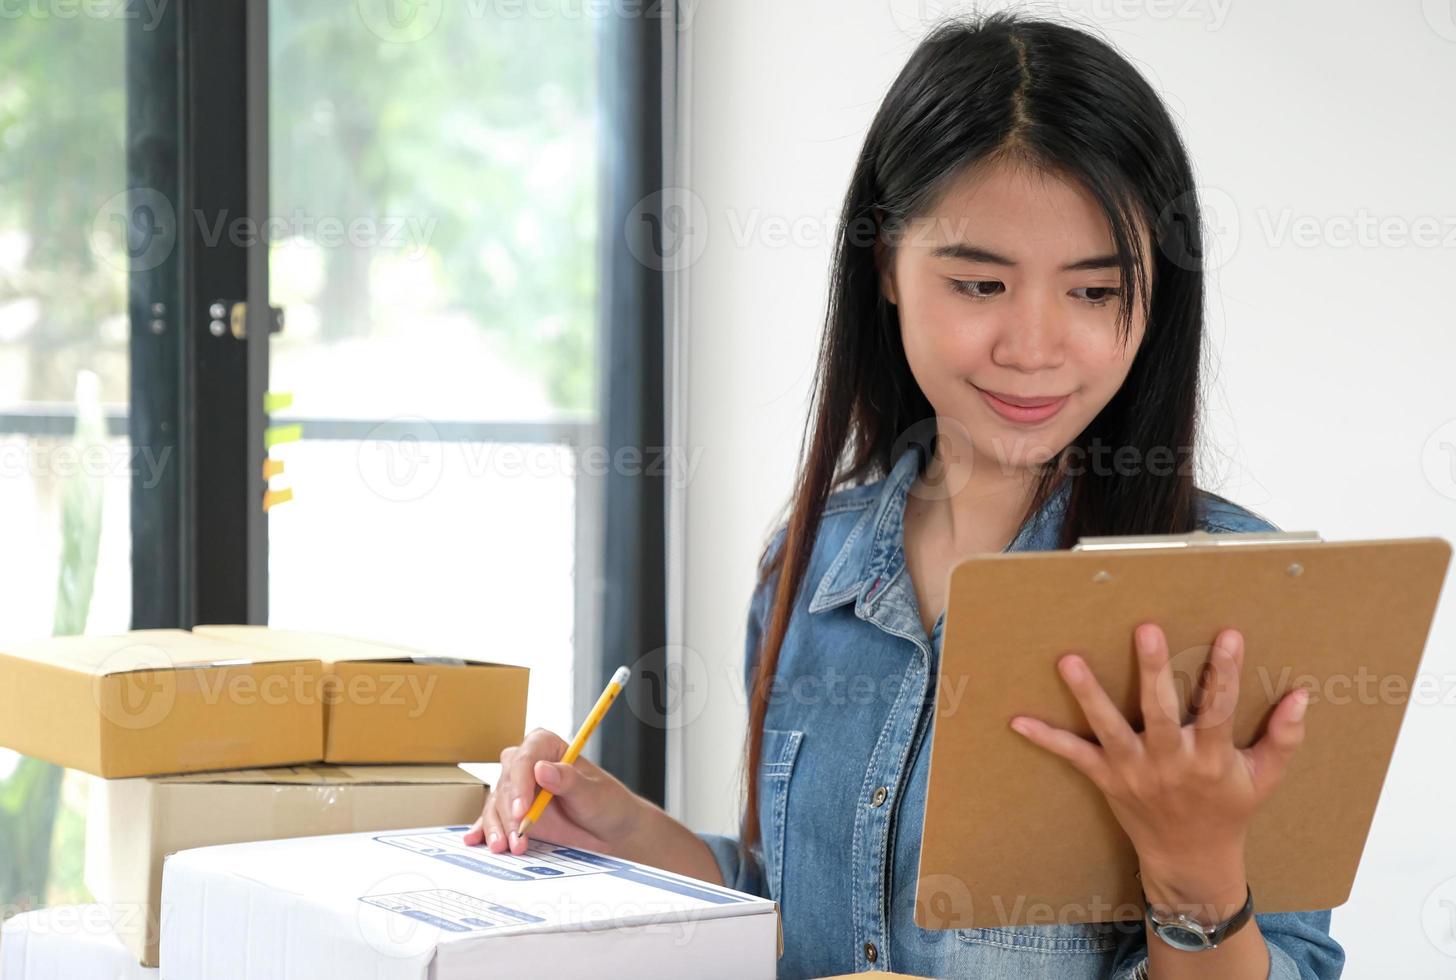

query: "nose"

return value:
[991, 287, 1067, 372]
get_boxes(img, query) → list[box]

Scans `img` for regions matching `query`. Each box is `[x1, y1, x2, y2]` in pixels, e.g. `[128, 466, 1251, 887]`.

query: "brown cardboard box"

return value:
[84, 763, 488, 967]
[193, 625, 530, 764]
[0, 630, 324, 778]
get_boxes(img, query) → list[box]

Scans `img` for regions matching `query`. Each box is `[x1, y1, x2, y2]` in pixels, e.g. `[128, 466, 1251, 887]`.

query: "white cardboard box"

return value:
[84, 764, 487, 967]
[0, 905, 158, 980]
[159, 825, 779, 980]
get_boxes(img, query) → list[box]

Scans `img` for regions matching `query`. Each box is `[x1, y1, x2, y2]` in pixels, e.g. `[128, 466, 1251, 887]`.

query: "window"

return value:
[0, 0, 669, 920]
[265, 0, 602, 738]
[0, 5, 130, 910]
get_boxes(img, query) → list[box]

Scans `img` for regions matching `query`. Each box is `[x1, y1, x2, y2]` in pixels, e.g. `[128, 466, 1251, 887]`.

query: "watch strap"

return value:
[1142, 882, 1254, 949]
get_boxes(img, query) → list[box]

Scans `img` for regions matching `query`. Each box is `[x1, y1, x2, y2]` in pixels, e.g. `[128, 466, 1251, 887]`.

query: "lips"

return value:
[976, 388, 1066, 408]
[972, 384, 1070, 424]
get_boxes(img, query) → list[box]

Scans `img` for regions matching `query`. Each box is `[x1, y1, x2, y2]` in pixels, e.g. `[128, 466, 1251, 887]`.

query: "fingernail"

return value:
[1290, 689, 1309, 721]
[511, 796, 524, 819]
[537, 764, 555, 787]
[487, 830, 499, 847]
[1010, 718, 1031, 736]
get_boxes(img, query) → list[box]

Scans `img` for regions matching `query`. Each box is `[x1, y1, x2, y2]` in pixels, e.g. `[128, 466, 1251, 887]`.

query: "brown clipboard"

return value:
[914, 531, 1452, 930]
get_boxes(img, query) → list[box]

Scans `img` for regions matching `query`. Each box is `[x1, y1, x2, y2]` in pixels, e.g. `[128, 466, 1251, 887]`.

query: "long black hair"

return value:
[741, 11, 1212, 853]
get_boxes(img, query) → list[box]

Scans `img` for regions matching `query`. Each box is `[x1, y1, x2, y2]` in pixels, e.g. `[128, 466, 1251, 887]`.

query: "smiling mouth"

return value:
[971, 383, 1071, 424]
[973, 386, 1068, 408]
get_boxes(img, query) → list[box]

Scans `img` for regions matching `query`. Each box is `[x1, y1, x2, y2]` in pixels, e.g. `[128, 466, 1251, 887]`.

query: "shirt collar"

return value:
[808, 443, 1071, 615]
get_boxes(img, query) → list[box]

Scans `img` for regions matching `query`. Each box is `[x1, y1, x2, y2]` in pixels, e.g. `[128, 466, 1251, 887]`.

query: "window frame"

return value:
[1, 0, 669, 805]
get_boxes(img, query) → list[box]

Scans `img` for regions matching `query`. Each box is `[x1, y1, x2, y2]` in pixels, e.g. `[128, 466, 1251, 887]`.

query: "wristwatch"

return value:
[1141, 882, 1254, 952]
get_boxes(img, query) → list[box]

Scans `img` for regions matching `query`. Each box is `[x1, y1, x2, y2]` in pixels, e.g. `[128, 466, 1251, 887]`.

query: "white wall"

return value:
[670, 2, 1456, 977]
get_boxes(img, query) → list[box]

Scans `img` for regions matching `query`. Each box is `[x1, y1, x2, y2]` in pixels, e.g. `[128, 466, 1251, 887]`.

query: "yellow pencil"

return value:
[515, 665, 631, 839]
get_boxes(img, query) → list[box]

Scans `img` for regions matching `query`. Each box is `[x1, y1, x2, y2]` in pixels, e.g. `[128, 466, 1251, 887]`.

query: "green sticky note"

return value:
[264, 423, 302, 448]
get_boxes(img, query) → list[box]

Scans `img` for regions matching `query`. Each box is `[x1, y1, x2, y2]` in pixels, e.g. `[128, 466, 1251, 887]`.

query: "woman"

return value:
[465, 12, 1345, 979]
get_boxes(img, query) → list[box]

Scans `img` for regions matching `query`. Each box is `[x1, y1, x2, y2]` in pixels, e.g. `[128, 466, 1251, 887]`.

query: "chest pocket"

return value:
[954, 921, 1128, 955]
[757, 727, 804, 903]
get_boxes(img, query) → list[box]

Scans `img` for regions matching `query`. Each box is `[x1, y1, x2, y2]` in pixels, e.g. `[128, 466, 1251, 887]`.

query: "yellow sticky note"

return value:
[263, 487, 293, 512]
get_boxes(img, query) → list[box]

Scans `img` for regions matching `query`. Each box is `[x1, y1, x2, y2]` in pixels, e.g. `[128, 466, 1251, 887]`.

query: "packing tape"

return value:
[274, 781, 355, 835]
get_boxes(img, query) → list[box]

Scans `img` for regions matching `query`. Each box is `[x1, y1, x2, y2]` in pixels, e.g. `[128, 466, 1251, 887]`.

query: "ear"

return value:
[872, 208, 899, 306]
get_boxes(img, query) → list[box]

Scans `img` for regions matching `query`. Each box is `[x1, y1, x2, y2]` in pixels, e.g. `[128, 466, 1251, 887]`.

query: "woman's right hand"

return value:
[461, 727, 647, 857]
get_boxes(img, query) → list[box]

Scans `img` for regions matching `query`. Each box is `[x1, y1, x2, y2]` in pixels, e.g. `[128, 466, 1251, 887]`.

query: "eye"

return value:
[949, 279, 1004, 300]
[1072, 286, 1120, 307]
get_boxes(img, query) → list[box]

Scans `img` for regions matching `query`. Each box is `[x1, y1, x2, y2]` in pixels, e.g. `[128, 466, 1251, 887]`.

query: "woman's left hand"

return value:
[1009, 622, 1310, 901]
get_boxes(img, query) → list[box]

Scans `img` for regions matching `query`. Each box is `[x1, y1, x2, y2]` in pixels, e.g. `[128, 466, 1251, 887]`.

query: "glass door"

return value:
[265, 1, 602, 738]
[0, 6, 132, 910]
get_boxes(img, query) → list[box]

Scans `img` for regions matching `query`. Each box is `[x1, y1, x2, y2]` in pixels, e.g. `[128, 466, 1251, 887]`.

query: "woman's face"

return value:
[878, 158, 1151, 476]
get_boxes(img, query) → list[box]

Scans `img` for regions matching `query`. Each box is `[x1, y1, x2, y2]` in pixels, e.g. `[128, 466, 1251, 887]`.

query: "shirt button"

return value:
[871, 786, 888, 807]
[864, 941, 878, 963]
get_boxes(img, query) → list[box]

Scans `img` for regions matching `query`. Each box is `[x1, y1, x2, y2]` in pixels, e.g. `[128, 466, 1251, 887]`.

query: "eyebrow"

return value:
[930, 242, 1121, 273]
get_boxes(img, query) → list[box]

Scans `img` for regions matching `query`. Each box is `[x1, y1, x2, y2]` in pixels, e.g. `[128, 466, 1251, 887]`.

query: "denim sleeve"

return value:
[695, 831, 768, 897]
[1110, 909, 1346, 978]
[1196, 491, 1281, 535]
[693, 526, 786, 900]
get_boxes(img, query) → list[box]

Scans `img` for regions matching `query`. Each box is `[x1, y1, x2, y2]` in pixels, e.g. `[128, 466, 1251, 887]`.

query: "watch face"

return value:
[1156, 923, 1212, 952]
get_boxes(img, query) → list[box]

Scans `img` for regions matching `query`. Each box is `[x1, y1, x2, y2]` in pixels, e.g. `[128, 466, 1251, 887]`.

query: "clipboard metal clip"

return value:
[1072, 529, 1323, 551]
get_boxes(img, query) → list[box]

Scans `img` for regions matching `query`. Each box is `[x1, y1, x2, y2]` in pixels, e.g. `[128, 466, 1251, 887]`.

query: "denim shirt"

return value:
[699, 444, 1346, 979]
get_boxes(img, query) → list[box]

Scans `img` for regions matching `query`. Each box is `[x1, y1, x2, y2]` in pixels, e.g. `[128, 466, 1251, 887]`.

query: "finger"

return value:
[506, 731, 570, 853]
[484, 744, 522, 852]
[1010, 715, 1112, 790]
[1193, 629, 1243, 753]
[1058, 654, 1141, 761]
[505, 740, 549, 830]
[1134, 623, 1183, 754]
[481, 791, 509, 852]
[1244, 686, 1309, 798]
[535, 759, 584, 800]
[512, 762, 577, 852]
[1189, 656, 1212, 718]
[461, 811, 485, 846]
